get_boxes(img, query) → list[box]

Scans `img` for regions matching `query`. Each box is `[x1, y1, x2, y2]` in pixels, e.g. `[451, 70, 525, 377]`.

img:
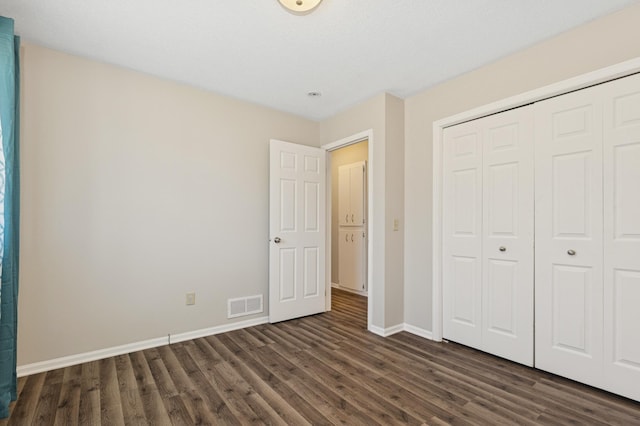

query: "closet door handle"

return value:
[352, 214, 354, 222]
[568, 249, 576, 256]
[345, 234, 349, 242]
[345, 214, 349, 223]
[351, 234, 354, 242]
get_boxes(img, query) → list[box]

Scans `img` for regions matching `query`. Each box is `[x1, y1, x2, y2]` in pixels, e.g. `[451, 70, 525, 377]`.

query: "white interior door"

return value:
[443, 120, 483, 349]
[481, 106, 534, 366]
[534, 84, 604, 386]
[602, 73, 640, 401]
[269, 139, 326, 323]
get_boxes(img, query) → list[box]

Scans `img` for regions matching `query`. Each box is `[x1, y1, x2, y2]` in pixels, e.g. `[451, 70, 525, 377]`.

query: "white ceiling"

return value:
[1, 0, 638, 120]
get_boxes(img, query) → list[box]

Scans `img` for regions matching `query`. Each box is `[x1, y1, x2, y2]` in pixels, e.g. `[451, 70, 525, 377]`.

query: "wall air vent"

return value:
[227, 295, 264, 319]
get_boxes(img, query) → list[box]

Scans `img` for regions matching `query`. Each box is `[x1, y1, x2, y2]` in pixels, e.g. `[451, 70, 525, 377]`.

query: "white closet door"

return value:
[443, 120, 483, 348]
[481, 106, 534, 366]
[603, 73, 640, 401]
[535, 84, 604, 386]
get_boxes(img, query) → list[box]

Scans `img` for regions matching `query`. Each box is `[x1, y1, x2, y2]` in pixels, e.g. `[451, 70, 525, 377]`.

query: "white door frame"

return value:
[323, 129, 374, 330]
[431, 57, 640, 342]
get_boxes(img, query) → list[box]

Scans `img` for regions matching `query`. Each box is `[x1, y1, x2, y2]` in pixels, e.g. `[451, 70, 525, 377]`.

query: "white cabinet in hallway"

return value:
[338, 229, 366, 292]
[338, 161, 366, 226]
[338, 161, 367, 293]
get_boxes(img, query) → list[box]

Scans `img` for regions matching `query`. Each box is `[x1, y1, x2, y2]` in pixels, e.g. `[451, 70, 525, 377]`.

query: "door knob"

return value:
[567, 249, 576, 256]
[499, 246, 506, 252]
[273, 237, 281, 244]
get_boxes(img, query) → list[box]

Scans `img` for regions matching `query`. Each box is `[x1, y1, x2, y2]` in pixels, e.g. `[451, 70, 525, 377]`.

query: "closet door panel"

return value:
[443, 120, 483, 348]
[482, 106, 534, 366]
[603, 73, 640, 401]
[535, 85, 604, 386]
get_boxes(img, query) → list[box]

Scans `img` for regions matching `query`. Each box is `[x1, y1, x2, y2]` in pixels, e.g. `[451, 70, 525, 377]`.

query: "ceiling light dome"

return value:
[278, 0, 323, 15]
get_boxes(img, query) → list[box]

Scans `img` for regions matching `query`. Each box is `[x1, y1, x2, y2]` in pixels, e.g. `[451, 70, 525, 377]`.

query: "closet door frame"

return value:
[432, 57, 640, 342]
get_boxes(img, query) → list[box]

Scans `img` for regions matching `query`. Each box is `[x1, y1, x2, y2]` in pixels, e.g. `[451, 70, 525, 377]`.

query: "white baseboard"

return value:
[18, 316, 430, 377]
[369, 323, 404, 337]
[169, 316, 269, 344]
[368, 324, 385, 336]
[17, 316, 270, 377]
[368, 323, 434, 339]
[403, 323, 433, 340]
[17, 336, 169, 377]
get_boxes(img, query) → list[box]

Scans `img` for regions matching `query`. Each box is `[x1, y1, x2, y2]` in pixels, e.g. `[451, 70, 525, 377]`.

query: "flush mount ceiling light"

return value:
[278, 0, 323, 15]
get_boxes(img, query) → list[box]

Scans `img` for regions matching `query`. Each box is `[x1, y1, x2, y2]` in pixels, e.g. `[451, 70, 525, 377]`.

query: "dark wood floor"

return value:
[2, 289, 640, 425]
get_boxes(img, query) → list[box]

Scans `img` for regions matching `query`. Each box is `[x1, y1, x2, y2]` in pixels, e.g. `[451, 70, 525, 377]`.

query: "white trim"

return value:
[403, 324, 434, 340]
[368, 323, 404, 337]
[17, 316, 269, 377]
[322, 129, 371, 151]
[369, 323, 434, 339]
[169, 316, 269, 344]
[431, 56, 640, 343]
[17, 336, 168, 377]
[322, 129, 375, 333]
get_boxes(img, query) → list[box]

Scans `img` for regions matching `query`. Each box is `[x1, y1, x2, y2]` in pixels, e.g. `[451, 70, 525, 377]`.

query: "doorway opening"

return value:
[323, 130, 373, 329]
[330, 141, 368, 296]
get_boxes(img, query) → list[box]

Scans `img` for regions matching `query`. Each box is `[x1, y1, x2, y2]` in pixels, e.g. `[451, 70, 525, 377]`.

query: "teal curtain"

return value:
[0, 16, 20, 420]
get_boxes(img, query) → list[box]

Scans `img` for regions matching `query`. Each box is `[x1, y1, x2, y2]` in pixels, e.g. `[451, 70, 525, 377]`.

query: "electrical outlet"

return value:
[393, 219, 399, 231]
[186, 292, 196, 306]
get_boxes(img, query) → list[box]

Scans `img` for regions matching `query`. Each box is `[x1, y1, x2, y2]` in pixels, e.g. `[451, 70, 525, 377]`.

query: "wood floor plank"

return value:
[5, 289, 640, 424]
[53, 368, 82, 426]
[191, 333, 311, 426]
[114, 355, 148, 425]
[78, 361, 101, 426]
[169, 341, 243, 425]
[128, 351, 172, 425]
[143, 347, 180, 399]
[99, 357, 126, 426]
[5, 372, 46, 425]
[206, 334, 327, 425]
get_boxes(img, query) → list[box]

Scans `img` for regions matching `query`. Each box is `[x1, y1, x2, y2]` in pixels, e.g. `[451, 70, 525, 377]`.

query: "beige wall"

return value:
[329, 141, 368, 285]
[19, 43, 319, 365]
[403, 3, 640, 332]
